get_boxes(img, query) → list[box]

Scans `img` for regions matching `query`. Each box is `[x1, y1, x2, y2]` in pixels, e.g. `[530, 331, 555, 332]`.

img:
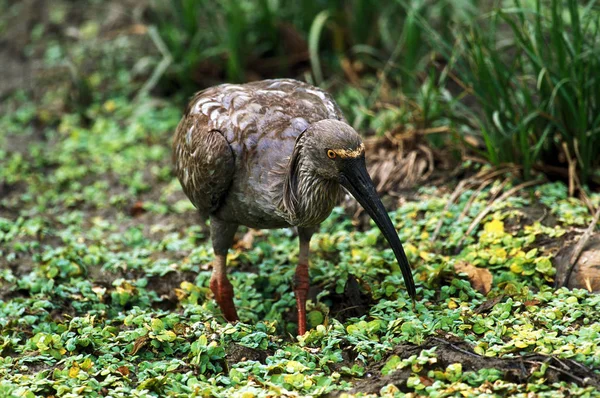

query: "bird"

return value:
[172, 78, 416, 335]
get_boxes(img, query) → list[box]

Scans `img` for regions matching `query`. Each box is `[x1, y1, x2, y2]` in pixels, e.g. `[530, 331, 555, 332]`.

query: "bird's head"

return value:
[286, 119, 416, 299]
[299, 119, 364, 179]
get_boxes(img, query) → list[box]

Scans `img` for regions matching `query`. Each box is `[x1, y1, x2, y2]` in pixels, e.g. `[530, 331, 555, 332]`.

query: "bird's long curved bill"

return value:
[340, 159, 416, 299]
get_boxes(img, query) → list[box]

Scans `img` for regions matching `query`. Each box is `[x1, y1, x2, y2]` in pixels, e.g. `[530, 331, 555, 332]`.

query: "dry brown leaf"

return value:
[454, 261, 493, 295]
[420, 375, 434, 387]
[130, 336, 149, 355]
[233, 230, 260, 250]
[523, 299, 541, 307]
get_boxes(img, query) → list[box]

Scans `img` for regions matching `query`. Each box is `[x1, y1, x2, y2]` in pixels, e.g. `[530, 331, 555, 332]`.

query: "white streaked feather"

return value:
[306, 89, 327, 101]
[257, 89, 286, 96]
[201, 101, 221, 115]
[185, 126, 194, 146]
[210, 109, 221, 121]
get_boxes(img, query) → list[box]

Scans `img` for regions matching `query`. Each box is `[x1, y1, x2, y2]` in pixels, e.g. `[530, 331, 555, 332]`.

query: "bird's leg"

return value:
[295, 227, 315, 335]
[209, 218, 239, 322]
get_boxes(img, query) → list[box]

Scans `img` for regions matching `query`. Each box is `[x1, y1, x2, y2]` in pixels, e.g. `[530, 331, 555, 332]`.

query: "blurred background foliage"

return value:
[1, 0, 599, 189]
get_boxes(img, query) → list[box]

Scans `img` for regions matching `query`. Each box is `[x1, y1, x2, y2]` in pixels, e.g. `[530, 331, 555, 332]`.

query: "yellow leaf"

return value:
[351, 248, 363, 259]
[510, 263, 524, 274]
[484, 219, 504, 234]
[156, 330, 177, 342]
[405, 243, 418, 257]
[103, 100, 116, 113]
[80, 358, 93, 371]
[285, 360, 308, 373]
[515, 340, 529, 348]
[447, 300, 458, 309]
[69, 365, 80, 378]
[174, 288, 186, 301]
[419, 251, 432, 261]
[492, 248, 507, 259]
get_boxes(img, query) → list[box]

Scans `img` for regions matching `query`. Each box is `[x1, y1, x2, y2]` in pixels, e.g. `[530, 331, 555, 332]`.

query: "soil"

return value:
[328, 274, 373, 322]
[225, 343, 271, 368]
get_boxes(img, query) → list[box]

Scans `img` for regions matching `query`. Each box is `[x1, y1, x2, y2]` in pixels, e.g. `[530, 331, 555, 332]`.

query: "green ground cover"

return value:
[1, 94, 599, 397]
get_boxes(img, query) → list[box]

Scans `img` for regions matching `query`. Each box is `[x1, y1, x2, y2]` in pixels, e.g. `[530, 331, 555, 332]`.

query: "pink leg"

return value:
[210, 254, 239, 322]
[294, 263, 309, 335]
[294, 228, 314, 335]
[209, 218, 239, 322]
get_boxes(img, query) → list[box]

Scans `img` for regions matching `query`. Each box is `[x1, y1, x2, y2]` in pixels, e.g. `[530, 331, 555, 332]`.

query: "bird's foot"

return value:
[210, 275, 239, 322]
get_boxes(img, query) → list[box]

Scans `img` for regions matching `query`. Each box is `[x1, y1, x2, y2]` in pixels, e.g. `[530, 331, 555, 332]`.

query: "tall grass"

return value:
[148, 0, 477, 91]
[431, 0, 600, 183]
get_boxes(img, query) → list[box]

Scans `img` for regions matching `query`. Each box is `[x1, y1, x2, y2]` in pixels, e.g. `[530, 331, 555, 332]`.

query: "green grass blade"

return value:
[309, 10, 331, 85]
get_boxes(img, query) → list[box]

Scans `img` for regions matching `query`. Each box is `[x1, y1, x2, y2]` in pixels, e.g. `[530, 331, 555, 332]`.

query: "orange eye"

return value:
[327, 149, 336, 159]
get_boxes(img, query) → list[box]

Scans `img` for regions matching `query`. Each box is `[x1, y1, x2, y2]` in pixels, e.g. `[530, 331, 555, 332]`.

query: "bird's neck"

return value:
[291, 158, 340, 227]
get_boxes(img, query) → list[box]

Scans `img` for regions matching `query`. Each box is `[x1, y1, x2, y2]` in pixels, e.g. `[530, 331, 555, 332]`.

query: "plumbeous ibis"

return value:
[173, 79, 416, 335]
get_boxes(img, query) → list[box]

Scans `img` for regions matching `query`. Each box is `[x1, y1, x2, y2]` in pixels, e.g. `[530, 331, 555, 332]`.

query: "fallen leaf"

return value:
[130, 336, 149, 355]
[420, 375, 434, 387]
[117, 366, 130, 376]
[454, 261, 493, 295]
[233, 230, 260, 250]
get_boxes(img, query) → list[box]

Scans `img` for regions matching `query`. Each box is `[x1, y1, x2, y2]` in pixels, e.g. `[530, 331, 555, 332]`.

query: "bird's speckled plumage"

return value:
[173, 78, 349, 228]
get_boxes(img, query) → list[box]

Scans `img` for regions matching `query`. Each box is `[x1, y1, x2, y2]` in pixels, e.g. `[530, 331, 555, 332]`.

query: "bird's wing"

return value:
[173, 79, 345, 216]
[172, 110, 234, 214]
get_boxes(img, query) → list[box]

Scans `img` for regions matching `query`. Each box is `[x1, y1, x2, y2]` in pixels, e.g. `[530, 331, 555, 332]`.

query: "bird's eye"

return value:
[327, 149, 336, 159]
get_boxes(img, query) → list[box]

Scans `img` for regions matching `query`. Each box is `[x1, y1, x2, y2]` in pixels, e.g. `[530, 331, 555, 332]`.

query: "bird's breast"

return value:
[293, 175, 341, 227]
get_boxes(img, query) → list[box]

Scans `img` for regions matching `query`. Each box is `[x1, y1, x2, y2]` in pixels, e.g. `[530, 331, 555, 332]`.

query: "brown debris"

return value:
[474, 295, 505, 314]
[130, 336, 149, 355]
[225, 343, 269, 368]
[364, 135, 435, 193]
[233, 229, 263, 251]
[453, 261, 493, 295]
[117, 365, 131, 376]
[129, 201, 146, 217]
